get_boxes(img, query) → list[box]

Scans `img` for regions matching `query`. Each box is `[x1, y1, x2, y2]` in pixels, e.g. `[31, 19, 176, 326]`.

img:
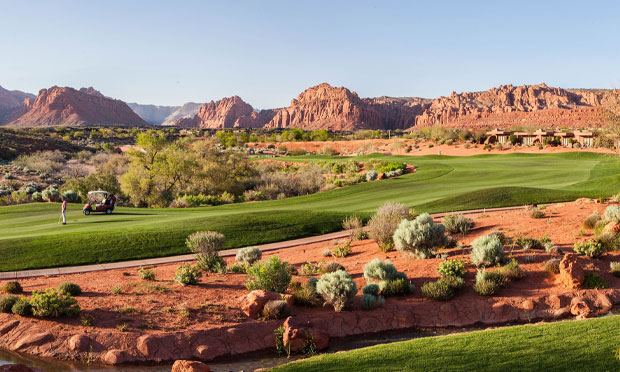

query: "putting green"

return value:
[1, 152, 619, 271]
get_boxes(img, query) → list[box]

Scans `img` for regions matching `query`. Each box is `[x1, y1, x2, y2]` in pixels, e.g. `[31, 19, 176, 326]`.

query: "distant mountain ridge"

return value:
[1, 82, 616, 129]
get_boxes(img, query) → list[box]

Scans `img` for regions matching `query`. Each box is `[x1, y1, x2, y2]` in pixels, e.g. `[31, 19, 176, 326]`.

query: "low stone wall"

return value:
[0, 288, 617, 366]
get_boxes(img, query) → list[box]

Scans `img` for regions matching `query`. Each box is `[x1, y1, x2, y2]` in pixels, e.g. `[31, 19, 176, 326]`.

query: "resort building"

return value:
[484, 129, 594, 148]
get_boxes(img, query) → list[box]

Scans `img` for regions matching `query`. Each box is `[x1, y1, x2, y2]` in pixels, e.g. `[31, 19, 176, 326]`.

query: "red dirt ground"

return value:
[0, 200, 619, 364]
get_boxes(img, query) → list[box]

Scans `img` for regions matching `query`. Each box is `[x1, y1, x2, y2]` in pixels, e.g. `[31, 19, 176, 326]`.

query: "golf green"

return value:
[1, 152, 619, 271]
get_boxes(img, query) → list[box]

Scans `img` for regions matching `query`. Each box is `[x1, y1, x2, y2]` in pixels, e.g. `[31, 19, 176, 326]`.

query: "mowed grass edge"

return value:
[269, 315, 620, 372]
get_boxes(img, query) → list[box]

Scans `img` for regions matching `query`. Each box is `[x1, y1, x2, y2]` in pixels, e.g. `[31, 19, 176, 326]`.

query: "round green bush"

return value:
[363, 259, 398, 282]
[573, 240, 605, 258]
[470, 234, 505, 266]
[0, 295, 18, 313]
[316, 270, 358, 312]
[174, 263, 203, 286]
[437, 259, 465, 277]
[58, 282, 82, 296]
[235, 246, 262, 266]
[421, 275, 464, 301]
[545, 258, 561, 274]
[379, 277, 413, 297]
[11, 297, 32, 316]
[360, 294, 377, 310]
[30, 288, 80, 317]
[62, 190, 80, 203]
[393, 213, 448, 259]
[583, 273, 608, 289]
[583, 213, 602, 229]
[321, 261, 345, 274]
[246, 256, 292, 293]
[362, 283, 380, 296]
[2, 281, 23, 294]
[473, 279, 501, 296]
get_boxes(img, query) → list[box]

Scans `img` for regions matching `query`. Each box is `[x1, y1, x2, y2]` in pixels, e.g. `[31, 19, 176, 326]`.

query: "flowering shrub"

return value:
[174, 263, 202, 286]
[437, 259, 465, 277]
[246, 256, 292, 293]
[30, 289, 80, 317]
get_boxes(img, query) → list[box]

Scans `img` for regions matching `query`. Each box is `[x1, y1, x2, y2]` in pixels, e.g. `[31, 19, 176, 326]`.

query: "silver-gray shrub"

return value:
[367, 201, 410, 251]
[443, 214, 474, 235]
[365, 170, 378, 182]
[470, 234, 505, 266]
[363, 258, 398, 282]
[186, 231, 226, 272]
[235, 246, 262, 266]
[393, 213, 448, 258]
[604, 205, 620, 222]
[316, 270, 358, 312]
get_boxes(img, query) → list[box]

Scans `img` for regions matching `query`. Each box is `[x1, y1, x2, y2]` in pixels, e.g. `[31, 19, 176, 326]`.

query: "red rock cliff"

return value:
[5, 86, 148, 127]
[174, 96, 275, 129]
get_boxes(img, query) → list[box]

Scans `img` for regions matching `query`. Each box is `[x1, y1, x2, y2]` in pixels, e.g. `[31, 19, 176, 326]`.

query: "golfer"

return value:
[61, 198, 67, 225]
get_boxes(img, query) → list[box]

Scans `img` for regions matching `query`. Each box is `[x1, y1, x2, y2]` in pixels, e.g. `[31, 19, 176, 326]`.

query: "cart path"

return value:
[0, 205, 531, 279]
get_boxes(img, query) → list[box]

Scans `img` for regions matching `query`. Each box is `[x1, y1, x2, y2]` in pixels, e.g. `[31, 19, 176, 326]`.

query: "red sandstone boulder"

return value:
[558, 254, 584, 289]
[282, 316, 329, 351]
[239, 290, 294, 319]
[570, 297, 594, 319]
[0, 365, 46, 372]
[68, 334, 91, 352]
[171, 360, 210, 372]
[101, 349, 133, 365]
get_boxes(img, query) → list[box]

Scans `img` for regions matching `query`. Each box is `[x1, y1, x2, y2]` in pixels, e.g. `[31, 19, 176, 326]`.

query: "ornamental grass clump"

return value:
[0, 295, 18, 313]
[186, 231, 227, 273]
[367, 201, 410, 252]
[30, 288, 80, 317]
[470, 234, 505, 266]
[500, 258, 524, 280]
[236, 247, 262, 266]
[262, 300, 291, 320]
[596, 232, 620, 252]
[58, 282, 82, 296]
[1, 281, 22, 294]
[545, 258, 561, 274]
[583, 273, 608, 289]
[443, 214, 474, 235]
[583, 213, 602, 229]
[174, 263, 202, 286]
[473, 269, 505, 296]
[139, 266, 156, 281]
[529, 207, 545, 219]
[604, 205, 620, 222]
[343, 215, 367, 240]
[292, 282, 321, 307]
[393, 213, 448, 259]
[246, 256, 292, 293]
[321, 261, 345, 274]
[316, 270, 358, 312]
[610, 262, 620, 277]
[421, 275, 465, 301]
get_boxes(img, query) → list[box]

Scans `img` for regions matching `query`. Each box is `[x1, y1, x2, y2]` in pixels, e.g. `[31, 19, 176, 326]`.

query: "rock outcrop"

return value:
[0, 85, 35, 124]
[171, 360, 210, 372]
[174, 96, 275, 129]
[558, 253, 585, 289]
[4, 86, 148, 127]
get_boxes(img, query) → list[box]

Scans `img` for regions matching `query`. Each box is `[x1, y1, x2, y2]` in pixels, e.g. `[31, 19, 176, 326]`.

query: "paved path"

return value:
[0, 204, 531, 280]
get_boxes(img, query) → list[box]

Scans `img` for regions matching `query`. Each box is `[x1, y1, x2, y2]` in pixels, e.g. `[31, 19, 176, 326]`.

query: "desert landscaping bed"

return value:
[0, 201, 618, 366]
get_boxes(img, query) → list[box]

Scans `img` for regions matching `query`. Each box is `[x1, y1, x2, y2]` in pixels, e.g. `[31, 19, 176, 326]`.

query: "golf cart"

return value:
[83, 191, 116, 215]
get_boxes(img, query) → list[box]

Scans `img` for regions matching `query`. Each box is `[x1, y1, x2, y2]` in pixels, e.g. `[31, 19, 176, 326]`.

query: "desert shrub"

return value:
[393, 213, 448, 259]
[110, 286, 122, 295]
[229, 263, 246, 273]
[437, 259, 465, 277]
[573, 240, 605, 258]
[2, 281, 23, 294]
[236, 246, 262, 266]
[604, 205, 620, 222]
[30, 289, 80, 317]
[139, 266, 156, 281]
[0, 295, 18, 313]
[18, 181, 38, 194]
[331, 241, 351, 258]
[316, 270, 358, 312]
[470, 234, 505, 266]
[186, 231, 227, 273]
[583, 273, 608, 289]
[529, 207, 545, 219]
[583, 213, 602, 229]
[610, 262, 620, 277]
[243, 189, 264, 202]
[293, 283, 321, 307]
[362, 283, 380, 296]
[517, 237, 544, 250]
[365, 170, 378, 182]
[58, 282, 82, 296]
[321, 248, 332, 257]
[174, 263, 202, 286]
[300, 261, 322, 276]
[262, 300, 291, 320]
[360, 294, 377, 310]
[363, 259, 398, 282]
[421, 275, 465, 301]
[473, 270, 504, 296]
[545, 258, 561, 274]
[307, 277, 319, 289]
[488, 230, 509, 245]
[379, 277, 413, 297]
[321, 261, 345, 274]
[62, 190, 80, 203]
[596, 232, 620, 252]
[343, 215, 366, 240]
[11, 297, 32, 316]
[500, 258, 524, 280]
[246, 256, 292, 293]
[443, 214, 474, 235]
[31, 192, 43, 202]
[367, 201, 410, 251]
[42, 185, 61, 202]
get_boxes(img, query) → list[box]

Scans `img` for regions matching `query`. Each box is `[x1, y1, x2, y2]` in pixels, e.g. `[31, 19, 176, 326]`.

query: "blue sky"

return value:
[1, 0, 619, 108]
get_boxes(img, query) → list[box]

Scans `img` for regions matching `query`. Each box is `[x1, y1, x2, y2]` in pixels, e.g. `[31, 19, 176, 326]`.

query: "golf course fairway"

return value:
[2, 152, 619, 271]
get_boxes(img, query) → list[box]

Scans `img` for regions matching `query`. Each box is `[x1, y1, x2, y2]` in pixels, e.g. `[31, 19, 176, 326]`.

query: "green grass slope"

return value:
[270, 315, 620, 372]
[1, 152, 619, 271]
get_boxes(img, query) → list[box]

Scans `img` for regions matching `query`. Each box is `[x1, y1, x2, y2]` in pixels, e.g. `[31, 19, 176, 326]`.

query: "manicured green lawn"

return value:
[270, 315, 620, 372]
[1, 152, 619, 271]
